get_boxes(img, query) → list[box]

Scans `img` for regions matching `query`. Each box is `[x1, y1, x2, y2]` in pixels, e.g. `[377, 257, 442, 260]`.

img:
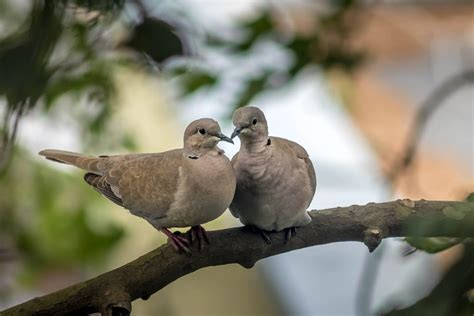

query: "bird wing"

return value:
[84, 173, 124, 206]
[271, 137, 317, 196]
[103, 149, 183, 220]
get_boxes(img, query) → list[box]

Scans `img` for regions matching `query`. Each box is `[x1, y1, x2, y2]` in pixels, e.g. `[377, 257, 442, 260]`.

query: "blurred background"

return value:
[0, 0, 472, 315]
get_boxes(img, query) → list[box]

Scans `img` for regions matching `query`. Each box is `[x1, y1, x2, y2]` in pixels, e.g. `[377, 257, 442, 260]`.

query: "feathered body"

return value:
[39, 118, 236, 251]
[230, 107, 316, 232]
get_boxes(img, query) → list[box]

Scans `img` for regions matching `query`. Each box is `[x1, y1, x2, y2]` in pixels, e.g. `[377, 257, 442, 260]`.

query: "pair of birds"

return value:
[39, 106, 316, 253]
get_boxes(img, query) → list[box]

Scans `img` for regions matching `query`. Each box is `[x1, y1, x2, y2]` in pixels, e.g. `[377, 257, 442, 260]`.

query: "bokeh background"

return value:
[0, 0, 472, 315]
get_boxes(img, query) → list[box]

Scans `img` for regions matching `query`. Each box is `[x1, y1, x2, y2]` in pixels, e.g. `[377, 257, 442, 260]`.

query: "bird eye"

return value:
[198, 128, 206, 135]
[252, 118, 258, 125]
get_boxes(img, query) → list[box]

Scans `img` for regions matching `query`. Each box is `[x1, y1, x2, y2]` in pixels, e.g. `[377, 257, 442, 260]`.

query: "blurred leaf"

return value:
[405, 237, 462, 254]
[180, 71, 217, 94]
[0, 1, 63, 107]
[465, 192, 474, 202]
[124, 17, 186, 64]
[44, 66, 114, 109]
[287, 37, 314, 76]
[233, 13, 273, 51]
[64, 0, 125, 12]
[403, 202, 474, 238]
[120, 133, 138, 151]
[385, 243, 474, 316]
[0, 149, 125, 283]
[234, 75, 268, 109]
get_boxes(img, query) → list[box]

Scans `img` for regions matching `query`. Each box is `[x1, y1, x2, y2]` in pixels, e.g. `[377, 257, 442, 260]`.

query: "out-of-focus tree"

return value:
[1, 0, 470, 314]
[0, 0, 188, 296]
[174, 0, 365, 111]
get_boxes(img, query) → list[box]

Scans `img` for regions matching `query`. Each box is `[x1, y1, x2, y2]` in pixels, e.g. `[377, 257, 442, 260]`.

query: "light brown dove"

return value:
[229, 106, 316, 243]
[39, 118, 236, 252]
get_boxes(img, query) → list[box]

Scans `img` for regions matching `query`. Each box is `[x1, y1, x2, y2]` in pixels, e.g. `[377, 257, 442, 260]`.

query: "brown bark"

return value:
[2, 199, 472, 315]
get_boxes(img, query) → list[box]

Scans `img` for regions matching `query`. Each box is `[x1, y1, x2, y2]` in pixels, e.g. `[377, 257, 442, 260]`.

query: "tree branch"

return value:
[2, 199, 473, 315]
[387, 69, 474, 182]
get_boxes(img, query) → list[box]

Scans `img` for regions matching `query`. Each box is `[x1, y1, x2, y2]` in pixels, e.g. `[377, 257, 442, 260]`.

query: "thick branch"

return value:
[3, 199, 473, 315]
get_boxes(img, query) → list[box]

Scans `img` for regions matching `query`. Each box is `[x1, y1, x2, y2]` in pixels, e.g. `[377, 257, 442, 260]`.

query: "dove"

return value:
[39, 118, 236, 253]
[229, 106, 316, 243]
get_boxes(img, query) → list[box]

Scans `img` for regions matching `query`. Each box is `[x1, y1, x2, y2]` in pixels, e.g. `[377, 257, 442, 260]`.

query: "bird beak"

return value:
[231, 127, 242, 139]
[217, 132, 234, 144]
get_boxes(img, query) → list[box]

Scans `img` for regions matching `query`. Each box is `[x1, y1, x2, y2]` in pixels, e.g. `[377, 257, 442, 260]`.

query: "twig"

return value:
[0, 102, 26, 171]
[388, 69, 474, 182]
[2, 199, 472, 315]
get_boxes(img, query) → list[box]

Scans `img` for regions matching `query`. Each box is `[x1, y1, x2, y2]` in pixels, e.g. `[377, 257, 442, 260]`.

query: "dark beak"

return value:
[217, 132, 234, 144]
[231, 127, 242, 139]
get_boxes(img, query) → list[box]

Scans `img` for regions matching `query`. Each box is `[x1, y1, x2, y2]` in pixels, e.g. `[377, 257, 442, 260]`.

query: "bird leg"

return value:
[260, 230, 272, 244]
[160, 228, 190, 253]
[284, 227, 297, 244]
[188, 225, 210, 250]
[242, 225, 272, 244]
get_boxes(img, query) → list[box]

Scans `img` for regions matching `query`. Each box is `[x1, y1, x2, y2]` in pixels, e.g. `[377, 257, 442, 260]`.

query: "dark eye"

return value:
[252, 118, 258, 125]
[198, 128, 206, 135]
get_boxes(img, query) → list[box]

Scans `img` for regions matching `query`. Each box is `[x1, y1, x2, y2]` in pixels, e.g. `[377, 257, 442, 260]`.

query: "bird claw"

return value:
[243, 225, 272, 244]
[188, 225, 210, 250]
[284, 227, 297, 244]
[160, 228, 190, 253]
[260, 230, 272, 244]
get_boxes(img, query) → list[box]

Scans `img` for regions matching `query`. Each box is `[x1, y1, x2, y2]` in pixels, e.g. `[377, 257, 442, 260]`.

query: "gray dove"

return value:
[230, 106, 316, 243]
[39, 118, 236, 253]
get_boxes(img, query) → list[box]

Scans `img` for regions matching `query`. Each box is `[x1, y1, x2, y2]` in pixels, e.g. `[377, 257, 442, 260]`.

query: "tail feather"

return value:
[39, 149, 102, 173]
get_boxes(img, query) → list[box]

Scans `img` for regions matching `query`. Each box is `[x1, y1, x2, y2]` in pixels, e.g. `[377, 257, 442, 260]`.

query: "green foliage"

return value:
[404, 202, 474, 240]
[465, 192, 474, 202]
[178, 2, 365, 113]
[63, 0, 125, 12]
[0, 0, 188, 169]
[124, 17, 186, 64]
[395, 198, 474, 315]
[405, 237, 463, 254]
[404, 199, 474, 254]
[0, 149, 124, 282]
[386, 243, 474, 316]
[0, 1, 63, 108]
[180, 72, 218, 94]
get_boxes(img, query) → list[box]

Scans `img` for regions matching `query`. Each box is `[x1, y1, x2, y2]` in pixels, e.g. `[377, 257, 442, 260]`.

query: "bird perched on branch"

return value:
[230, 106, 316, 243]
[39, 118, 236, 253]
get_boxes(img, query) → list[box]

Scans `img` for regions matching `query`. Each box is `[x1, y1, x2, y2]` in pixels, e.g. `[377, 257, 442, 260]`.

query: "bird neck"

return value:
[183, 143, 219, 158]
[239, 135, 269, 154]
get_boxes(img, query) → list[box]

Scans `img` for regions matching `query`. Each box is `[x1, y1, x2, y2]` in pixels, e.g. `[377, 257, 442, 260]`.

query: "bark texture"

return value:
[3, 199, 473, 315]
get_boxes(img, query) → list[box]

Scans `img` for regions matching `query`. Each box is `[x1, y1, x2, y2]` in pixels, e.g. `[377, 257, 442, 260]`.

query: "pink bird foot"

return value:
[160, 228, 190, 253]
[188, 225, 210, 250]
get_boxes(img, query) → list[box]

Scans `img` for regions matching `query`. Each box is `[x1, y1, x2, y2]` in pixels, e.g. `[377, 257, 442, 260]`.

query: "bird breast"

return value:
[166, 154, 236, 227]
[236, 150, 287, 195]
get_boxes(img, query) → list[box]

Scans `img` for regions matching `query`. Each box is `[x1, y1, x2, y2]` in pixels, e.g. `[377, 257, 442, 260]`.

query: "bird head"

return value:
[184, 118, 233, 153]
[231, 106, 268, 141]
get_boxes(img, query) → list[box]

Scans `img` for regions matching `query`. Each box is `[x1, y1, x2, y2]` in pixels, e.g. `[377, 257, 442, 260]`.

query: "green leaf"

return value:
[0, 1, 63, 107]
[124, 17, 186, 64]
[385, 243, 474, 316]
[234, 75, 268, 110]
[180, 71, 217, 94]
[0, 149, 125, 284]
[64, 0, 125, 12]
[234, 13, 274, 51]
[465, 192, 474, 202]
[405, 237, 462, 254]
[44, 67, 113, 108]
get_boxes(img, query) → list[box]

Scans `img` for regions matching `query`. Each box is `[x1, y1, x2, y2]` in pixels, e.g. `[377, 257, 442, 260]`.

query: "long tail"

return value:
[38, 149, 102, 173]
